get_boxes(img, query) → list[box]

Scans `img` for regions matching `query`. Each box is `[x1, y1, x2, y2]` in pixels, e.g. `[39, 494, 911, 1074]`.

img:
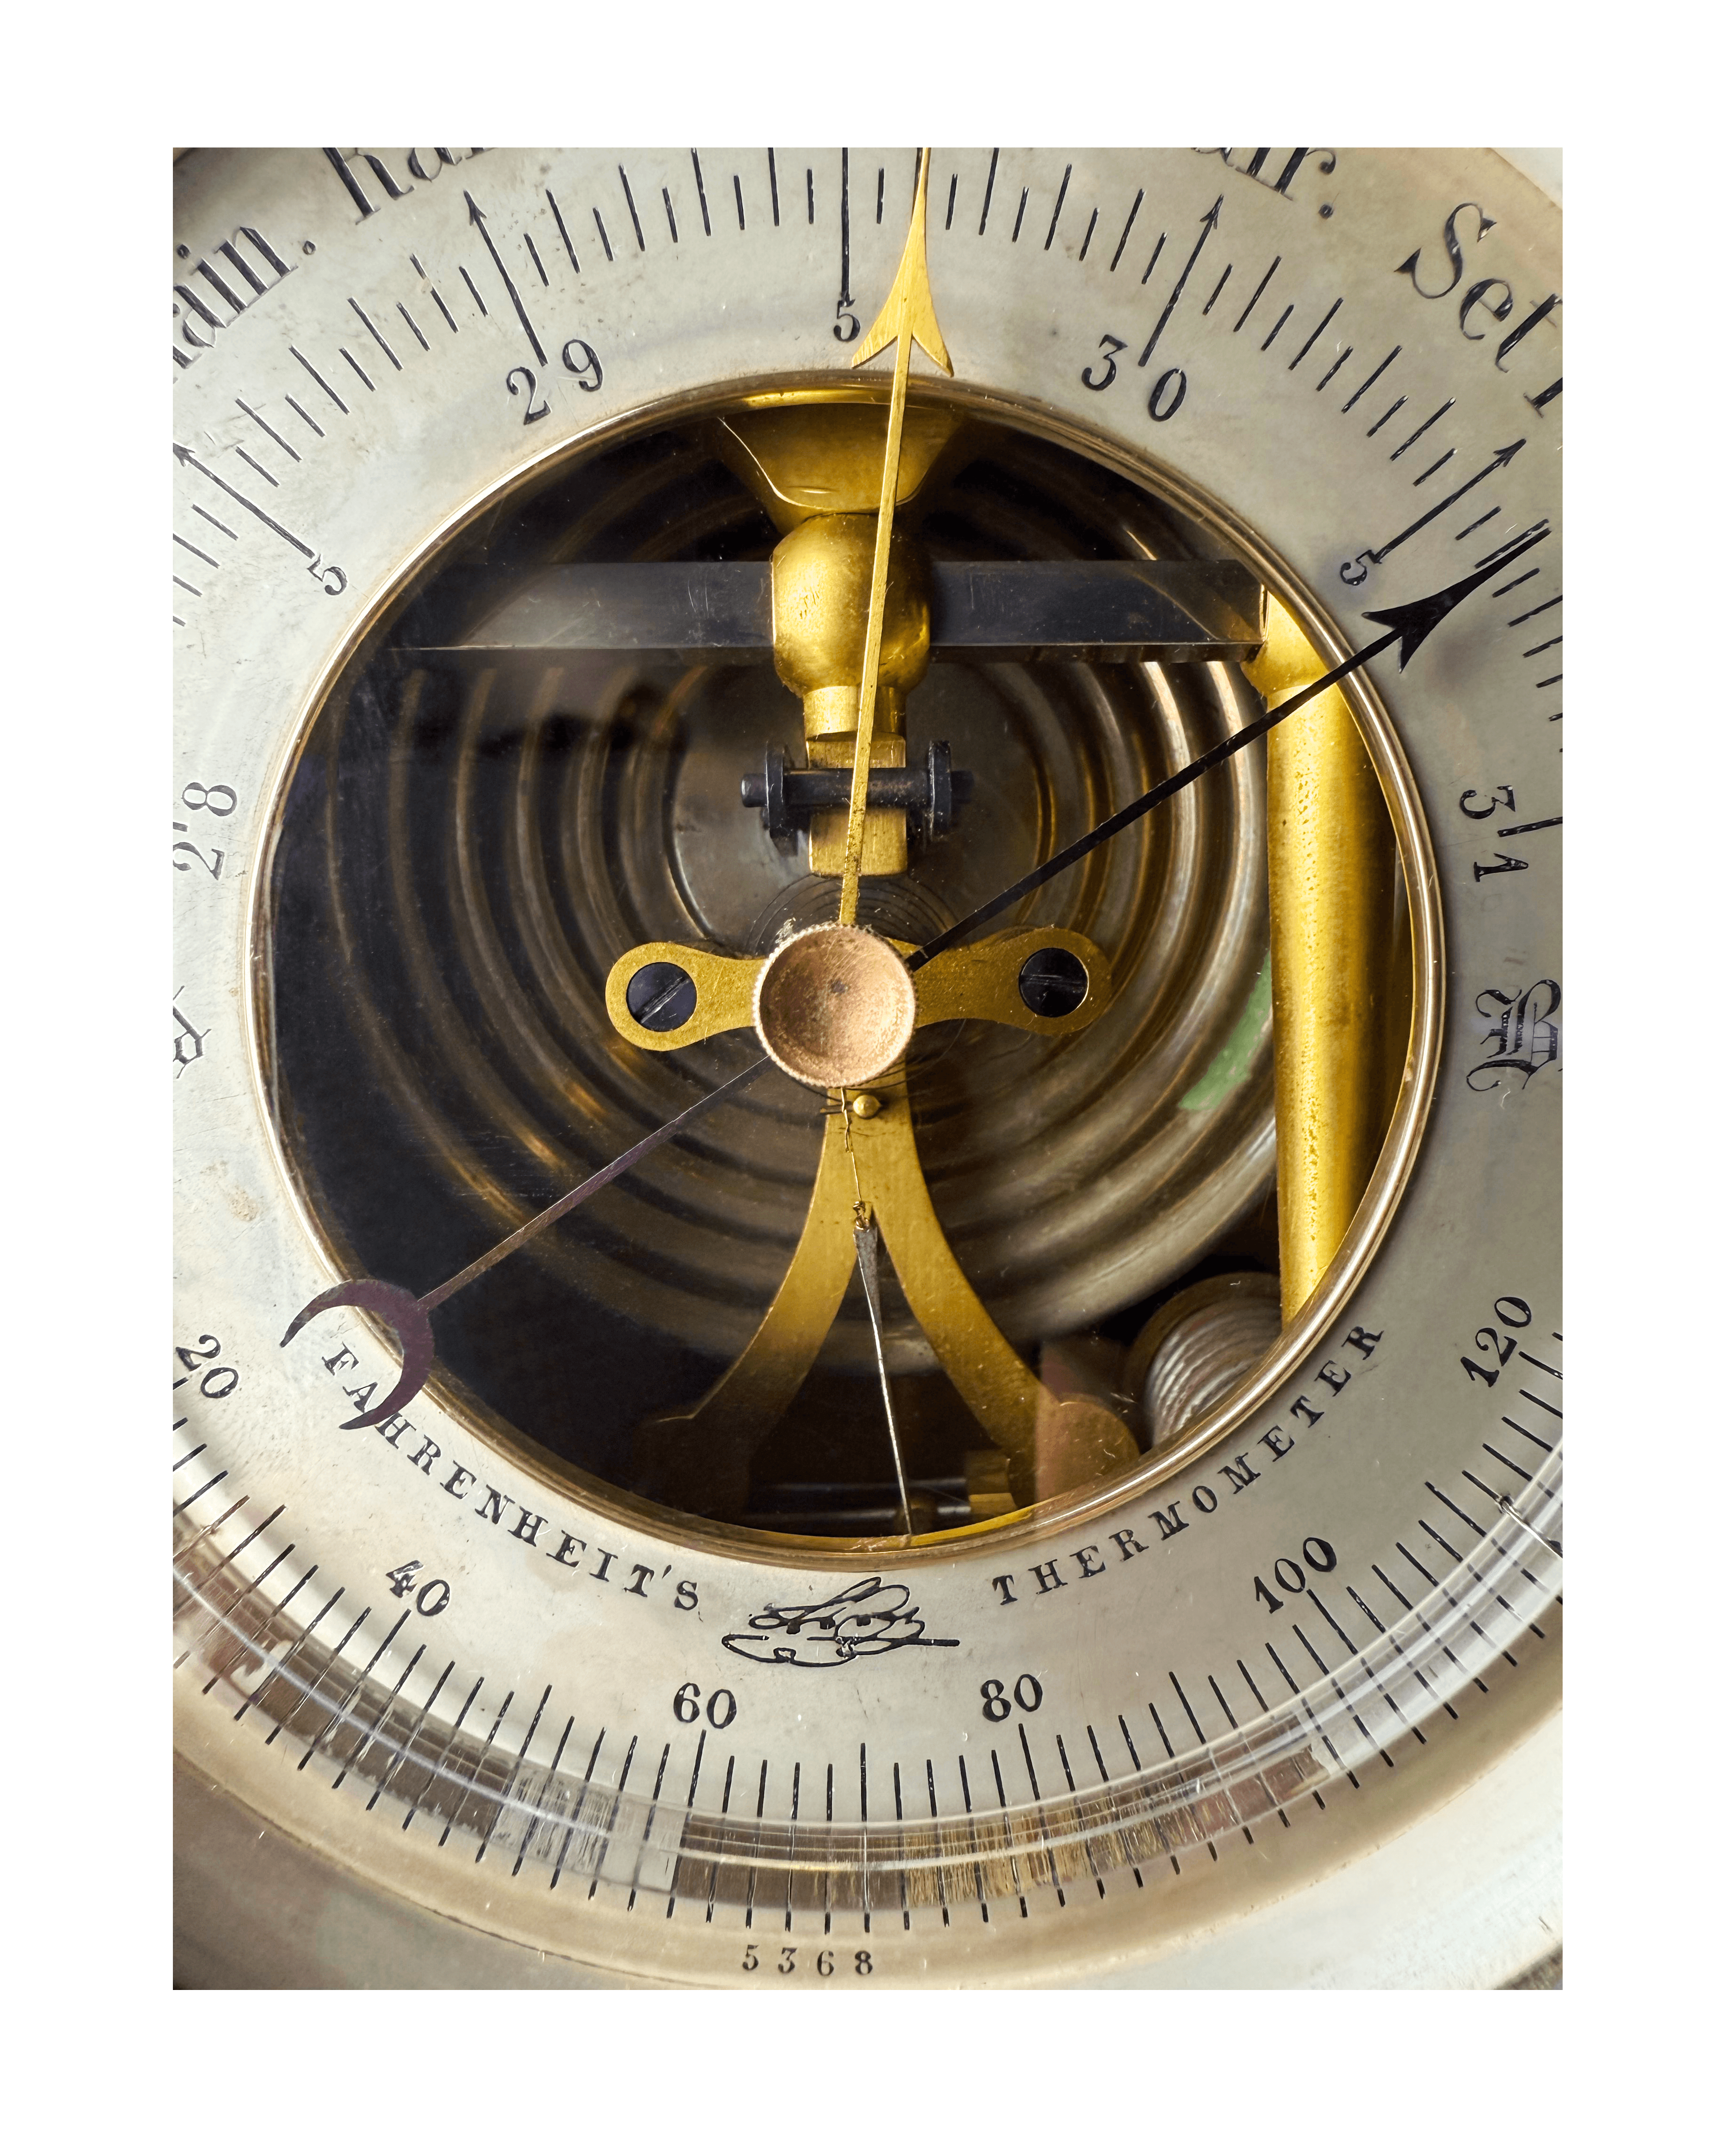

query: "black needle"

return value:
[905, 528, 1551, 974]
[283, 1056, 771, 1427]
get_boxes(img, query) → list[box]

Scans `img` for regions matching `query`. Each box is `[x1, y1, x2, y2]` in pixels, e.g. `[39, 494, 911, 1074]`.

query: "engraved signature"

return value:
[721, 1576, 960, 1668]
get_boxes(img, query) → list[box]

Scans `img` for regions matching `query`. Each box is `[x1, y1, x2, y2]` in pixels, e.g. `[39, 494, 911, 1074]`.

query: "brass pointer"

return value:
[836, 146, 952, 927]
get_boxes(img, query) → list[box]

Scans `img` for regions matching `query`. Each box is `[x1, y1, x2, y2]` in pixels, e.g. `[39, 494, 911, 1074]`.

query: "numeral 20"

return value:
[1460, 1295, 1532, 1387]
[174, 1334, 238, 1401]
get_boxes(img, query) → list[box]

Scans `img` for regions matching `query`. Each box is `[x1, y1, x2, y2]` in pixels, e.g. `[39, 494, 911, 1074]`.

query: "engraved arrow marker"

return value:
[1140, 193, 1223, 362]
[1343, 438, 1528, 582]
[465, 189, 549, 366]
[172, 443, 347, 593]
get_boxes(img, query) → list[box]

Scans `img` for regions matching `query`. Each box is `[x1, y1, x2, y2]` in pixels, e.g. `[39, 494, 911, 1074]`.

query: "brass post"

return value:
[1246, 598, 1412, 1324]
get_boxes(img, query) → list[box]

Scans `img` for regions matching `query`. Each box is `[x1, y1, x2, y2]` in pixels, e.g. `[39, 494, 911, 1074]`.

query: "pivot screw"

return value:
[1018, 947, 1089, 1019]
[626, 961, 697, 1032]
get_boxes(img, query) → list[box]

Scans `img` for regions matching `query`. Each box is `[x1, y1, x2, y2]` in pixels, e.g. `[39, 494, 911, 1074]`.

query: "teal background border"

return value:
[10, 0, 1691, 2120]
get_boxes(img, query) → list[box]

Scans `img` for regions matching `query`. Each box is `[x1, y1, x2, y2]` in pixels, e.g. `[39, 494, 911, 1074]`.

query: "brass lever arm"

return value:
[605, 926, 1111, 1054]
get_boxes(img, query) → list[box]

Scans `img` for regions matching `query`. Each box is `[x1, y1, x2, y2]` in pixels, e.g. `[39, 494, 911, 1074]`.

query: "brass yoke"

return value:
[713, 403, 962, 876]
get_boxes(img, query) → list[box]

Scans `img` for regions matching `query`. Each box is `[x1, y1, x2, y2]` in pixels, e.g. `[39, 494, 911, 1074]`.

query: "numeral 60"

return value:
[673, 1682, 738, 1728]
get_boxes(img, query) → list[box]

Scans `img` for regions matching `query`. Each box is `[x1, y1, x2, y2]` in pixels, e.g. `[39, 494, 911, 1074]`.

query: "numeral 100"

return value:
[1253, 1535, 1337, 1614]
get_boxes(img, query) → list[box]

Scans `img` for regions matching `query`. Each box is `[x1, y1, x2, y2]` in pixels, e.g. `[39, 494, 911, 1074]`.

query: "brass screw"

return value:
[850, 1092, 882, 1118]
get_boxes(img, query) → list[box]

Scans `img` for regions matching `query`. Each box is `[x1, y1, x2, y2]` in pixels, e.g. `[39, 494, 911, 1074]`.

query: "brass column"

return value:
[1246, 599, 1411, 1324]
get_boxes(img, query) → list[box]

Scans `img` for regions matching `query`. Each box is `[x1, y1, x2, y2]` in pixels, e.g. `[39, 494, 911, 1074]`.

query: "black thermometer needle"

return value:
[905, 526, 1551, 974]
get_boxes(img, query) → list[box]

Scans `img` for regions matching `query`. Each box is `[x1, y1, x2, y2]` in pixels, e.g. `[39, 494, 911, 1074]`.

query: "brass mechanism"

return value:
[1245, 598, 1411, 1324]
[607, 927, 1135, 1520]
[712, 404, 963, 876]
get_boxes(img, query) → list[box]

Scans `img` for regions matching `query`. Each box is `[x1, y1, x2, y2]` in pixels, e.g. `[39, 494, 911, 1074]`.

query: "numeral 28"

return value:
[173, 778, 237, 880]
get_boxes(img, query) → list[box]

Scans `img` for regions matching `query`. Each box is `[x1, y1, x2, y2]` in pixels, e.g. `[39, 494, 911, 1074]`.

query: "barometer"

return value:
[171, 145, 1562, 1989]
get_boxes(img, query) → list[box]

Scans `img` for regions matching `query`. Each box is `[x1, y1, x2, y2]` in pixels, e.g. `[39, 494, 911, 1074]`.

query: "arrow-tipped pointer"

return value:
[906, 525, 1554, 969]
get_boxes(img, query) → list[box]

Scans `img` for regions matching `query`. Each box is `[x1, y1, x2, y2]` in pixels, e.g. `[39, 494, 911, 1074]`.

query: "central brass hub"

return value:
[752, 925, 916, 1089]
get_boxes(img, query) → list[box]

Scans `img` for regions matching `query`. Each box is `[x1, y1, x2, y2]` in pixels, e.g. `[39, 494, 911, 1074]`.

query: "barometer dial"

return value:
[173, 145, 1561, 1988]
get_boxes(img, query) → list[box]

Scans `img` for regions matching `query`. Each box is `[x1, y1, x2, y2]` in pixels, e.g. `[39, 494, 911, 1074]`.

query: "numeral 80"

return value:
[980, 1674, 1043, 1721]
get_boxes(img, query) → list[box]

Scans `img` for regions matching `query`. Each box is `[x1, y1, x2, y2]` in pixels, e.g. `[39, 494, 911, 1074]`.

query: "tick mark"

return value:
[348, 296, 402, 370]
[1315, 346, 1353, 391]
[1389, 397, 1453, 460]
[548, 188, 583, 270]
[1108, 190, 1143, 272]
[1232, 256, 1280, 331]
[1043, 165, 1072, 250]
[290, 345, 348, 414]
[619, 166, 646, 250]
[1287, 296, 1341, 368]
[1341, 345, 1400, 412]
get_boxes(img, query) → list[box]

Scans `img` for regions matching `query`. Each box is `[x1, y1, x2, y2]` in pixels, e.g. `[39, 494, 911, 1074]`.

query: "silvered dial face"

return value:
[173, 146, 1561, 1989]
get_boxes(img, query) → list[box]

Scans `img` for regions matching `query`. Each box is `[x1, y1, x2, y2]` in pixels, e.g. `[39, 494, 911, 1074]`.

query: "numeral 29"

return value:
[503, 338, 604, 425]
